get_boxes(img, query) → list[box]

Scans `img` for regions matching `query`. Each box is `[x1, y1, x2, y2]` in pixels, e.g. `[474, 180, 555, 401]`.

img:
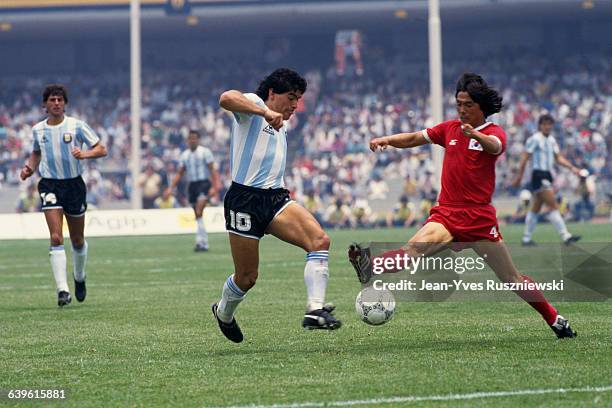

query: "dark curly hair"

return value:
[455, 73, 502, 117]
[538, 114, 554, 125]
[43, 84, 69, 104]
[255, 68, 307, 101]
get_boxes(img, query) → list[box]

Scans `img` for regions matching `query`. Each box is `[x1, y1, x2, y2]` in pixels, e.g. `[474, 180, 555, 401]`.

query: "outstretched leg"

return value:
[472, 240, 576, 338]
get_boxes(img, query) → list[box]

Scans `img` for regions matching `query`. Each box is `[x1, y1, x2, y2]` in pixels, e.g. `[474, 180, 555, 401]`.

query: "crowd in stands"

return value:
[2, 51, 610, 226]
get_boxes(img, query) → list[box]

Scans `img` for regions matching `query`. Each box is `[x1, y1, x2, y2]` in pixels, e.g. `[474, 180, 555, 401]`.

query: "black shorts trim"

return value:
[531, 170, 553, 192]
[224, 182, 291, 239]
[38, 176, 87, 215]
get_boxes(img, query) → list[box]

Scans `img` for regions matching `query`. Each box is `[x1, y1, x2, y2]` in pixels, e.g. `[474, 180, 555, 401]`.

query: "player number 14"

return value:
[229, 210, 252, 232]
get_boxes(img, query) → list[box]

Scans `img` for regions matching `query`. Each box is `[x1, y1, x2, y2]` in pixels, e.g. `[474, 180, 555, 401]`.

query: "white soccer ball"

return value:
[355, 286, 396, 326]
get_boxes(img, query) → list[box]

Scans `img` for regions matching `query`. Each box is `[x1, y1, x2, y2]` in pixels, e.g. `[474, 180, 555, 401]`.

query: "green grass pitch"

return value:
[1, 223, 611, 407]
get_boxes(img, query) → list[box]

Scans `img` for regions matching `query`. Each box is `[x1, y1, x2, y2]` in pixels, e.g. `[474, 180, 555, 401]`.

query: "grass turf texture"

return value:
[0, 223, 610, 407]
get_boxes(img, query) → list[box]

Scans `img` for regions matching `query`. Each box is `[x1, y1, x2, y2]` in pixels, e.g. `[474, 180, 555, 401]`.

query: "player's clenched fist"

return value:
[460, 123, 476, 138]
[20, 164, 34, 180]
[369, 137, 389, 152]
[71, 147, 85, 159]
[264, 109, 283, 131]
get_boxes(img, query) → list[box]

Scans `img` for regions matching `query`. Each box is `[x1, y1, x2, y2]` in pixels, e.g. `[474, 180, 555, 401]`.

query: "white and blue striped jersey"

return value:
[525, 132, 559, 172]
[179, 146, 214, 182]
[229, 93, 287, 189]
[32, 116, 100, 180]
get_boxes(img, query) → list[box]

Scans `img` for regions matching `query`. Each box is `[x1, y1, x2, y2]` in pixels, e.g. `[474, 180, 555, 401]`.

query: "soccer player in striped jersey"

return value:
[512, 114, 583, 246]
[20, 84, 107, 307]
[211, 68, 341, 343]
[165, 130, 221, 252]
[350, 73, 575, 339]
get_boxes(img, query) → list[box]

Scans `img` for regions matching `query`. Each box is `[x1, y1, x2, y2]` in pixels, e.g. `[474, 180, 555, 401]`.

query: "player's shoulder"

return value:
[243, 92, 265, 106]
[479, 121, 506, 136]
[199, 145, 214, 155]
[32, 119, 47, 130]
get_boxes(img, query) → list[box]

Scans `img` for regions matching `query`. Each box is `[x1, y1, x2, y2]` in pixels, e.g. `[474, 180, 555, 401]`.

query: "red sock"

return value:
[373, 248, 410, 273]
[515, 274, 558, 325]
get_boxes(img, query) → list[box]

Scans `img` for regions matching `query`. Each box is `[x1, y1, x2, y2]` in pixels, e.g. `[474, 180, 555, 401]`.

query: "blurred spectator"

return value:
[323, 198, 353, 229]
[138, 164, 162, 209]
[387, 195, 416, 228]
[16, 183, 40, 213]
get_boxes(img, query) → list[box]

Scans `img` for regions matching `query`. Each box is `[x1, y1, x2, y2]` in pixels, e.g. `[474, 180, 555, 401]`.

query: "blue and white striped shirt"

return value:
[229, 93, 287, 189]
[525, 132, 559, 172]
[179, 146, 214, 182]
[32, 116, 100, 179]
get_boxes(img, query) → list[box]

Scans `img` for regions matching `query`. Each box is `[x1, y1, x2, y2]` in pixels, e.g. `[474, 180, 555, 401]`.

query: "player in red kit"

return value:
[349, 73, 576, 339]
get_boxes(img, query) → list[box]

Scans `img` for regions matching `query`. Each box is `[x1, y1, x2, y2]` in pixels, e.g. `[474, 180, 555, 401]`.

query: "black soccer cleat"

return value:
[302, 303, 342, 330]
[564, 235, 581, 246]
[550, 315, 577, 339]
[211, 303, 243, 343]
[74, 279, 86, 302]
[57, 291, 72, 307]
[521, 240, 537, 247]
[348, 243, 373, 284]
[194, 244, 209, 252]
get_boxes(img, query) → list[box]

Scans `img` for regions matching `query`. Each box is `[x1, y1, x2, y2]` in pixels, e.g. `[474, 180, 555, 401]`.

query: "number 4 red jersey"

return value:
[422, 119, 507, 206]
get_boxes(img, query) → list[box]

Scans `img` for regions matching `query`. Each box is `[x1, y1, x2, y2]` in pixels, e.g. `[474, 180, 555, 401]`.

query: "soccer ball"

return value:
[355, 286, 396, 325]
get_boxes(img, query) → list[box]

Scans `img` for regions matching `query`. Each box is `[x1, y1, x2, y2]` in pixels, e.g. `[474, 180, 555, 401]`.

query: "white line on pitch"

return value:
[214, 385, 612, 408]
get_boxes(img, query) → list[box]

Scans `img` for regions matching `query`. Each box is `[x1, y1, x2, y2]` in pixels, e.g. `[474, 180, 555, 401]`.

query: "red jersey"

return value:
[423, 119, 506, 206]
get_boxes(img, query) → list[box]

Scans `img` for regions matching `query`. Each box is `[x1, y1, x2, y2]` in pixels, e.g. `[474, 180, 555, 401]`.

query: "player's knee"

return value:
[49, 233, 63, 247]
[309, 232, 330, 252]
[234, 270, 258, 290]
[71, 237, 85, 249]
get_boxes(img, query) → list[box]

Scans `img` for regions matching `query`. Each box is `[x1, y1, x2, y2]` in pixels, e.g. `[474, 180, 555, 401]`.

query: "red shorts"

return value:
[425, 204, 502, 242]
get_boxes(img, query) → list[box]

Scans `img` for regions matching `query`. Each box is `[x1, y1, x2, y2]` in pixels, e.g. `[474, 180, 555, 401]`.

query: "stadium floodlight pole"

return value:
[428, 0, 444, 190]
[130, 0, 142, 209]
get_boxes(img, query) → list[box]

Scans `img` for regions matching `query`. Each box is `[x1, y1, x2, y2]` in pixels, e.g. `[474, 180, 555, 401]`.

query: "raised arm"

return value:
[219, 90, 283, 130]
[460, 123, 502, 155]
[369, 131, 429, 152]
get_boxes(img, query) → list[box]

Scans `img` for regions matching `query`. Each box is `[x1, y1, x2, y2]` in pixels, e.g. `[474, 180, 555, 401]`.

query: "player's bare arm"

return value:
[511, 151, 531, 188]
[71, 142, 107, 160]
[20, 150, 42, 180]
[370, 131, 428, 152]
[219, 90, 283, 130]
[208, 162, 221, 198]
[555, 153, 581, 175]
[165, 166, 187, 198]
[460, 123, 502, 154]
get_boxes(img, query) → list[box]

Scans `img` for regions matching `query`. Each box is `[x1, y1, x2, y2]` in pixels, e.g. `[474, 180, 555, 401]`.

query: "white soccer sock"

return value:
[196, 217, 208, 246]
[523, 211, 538, 242]
[217, 275, 246, 323]
[304, 250, 329, 311]
[72, 241, 88, 282]
[50, 246, 69, 293]
[548, 210, 571, 241]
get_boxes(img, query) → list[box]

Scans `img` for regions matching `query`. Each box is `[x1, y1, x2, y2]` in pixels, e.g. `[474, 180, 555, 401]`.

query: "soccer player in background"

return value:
[512, 114, 583, 246]
[212, 68, 341, 343]
[165, 130, 220, 252]
[349, 73, 576, 339]
[20, 84, 107, 307]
